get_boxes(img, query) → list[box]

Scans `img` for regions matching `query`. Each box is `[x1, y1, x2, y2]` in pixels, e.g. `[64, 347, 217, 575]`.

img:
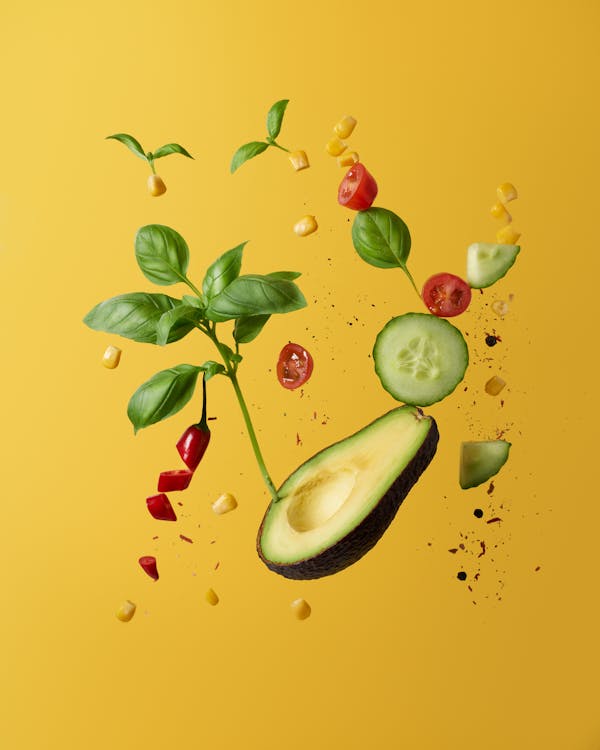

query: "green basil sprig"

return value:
[106, 133, 193, 175]
[352, 207, 419, 295]
[127, 364, 202, 433]
[230, 99, 291, 173]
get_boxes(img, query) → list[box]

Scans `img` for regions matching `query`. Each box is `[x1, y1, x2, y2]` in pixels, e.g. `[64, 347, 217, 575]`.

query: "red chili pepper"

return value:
[176, 374, 211, 470]
[146, 493, 177, 521]
[157, 469, 194, 492]
[138, 556, 159, 580]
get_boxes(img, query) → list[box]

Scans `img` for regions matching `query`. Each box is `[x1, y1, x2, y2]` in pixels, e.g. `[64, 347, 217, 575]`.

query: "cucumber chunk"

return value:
[466, 242, 520, 289]
[459, 440, 511, 489]
[373, 313, 468, 406]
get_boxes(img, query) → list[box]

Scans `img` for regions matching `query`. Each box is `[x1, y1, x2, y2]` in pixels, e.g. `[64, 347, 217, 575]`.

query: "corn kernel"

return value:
[293, 215, 318, 237]
[334, 115, 357, 140]
[205, 588, 219, 606]
[496, 225, 521, 244]
[290, 598, 311, 620]
[337, 151, 359, 168]
[211, 492, 238, 515]
[496, 182, 518, 203]
[492, 299, 509, 317]
[485, 375, 506, 396]
[326, 136, 347, 157]
[147, 174, 167, 197]
[102, 345, 122, 369]
[116, 600, 136, 622]
[288, 150, 309, 171]
[490, 201, 511, 221]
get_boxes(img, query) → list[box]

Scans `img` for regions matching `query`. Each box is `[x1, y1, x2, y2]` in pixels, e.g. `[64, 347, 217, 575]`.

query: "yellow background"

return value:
[2, 1, 599, 748]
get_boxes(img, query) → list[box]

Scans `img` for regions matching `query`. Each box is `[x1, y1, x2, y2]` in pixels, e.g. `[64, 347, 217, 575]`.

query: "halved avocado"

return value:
[257, 406, 439, 579]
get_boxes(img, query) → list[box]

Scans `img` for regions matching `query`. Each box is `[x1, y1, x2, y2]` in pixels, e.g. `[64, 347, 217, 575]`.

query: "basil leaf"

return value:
[266, 271, 301, 280]
[106, 133, 147, 161]
[152, 143, 194, 160]
[219, 343, 243, 365]
[351, 208, 412, 269]
[182, 294, 204, 309]
[199, 360, 226, 380]
[135, 224, 190, 286]
[202, 242, 246, 301]
[83, 292, 195, 344]
[230, 141, 269, 174]
[234, 314, 270, 344]
[266, 99, 289, 140]
[128, 364, 201, 433]
[156, 304, 203, 346]
[206, 274, 306, 322]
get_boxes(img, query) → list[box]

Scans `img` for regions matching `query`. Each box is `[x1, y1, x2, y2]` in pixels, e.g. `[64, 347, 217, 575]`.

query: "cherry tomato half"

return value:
[337, 163, 378, 211]
[422, 273, 472, 317]
[277, 343, 314, 390]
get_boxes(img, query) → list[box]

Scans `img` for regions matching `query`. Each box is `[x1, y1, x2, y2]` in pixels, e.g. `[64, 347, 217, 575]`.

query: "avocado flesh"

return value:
[459, 440, 511, 489]
[257, 406, 439, 579]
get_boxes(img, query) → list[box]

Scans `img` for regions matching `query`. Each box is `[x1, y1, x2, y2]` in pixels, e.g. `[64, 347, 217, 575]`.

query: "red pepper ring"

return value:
[158, 469, 194, 492]
[146, 493, 177, 522]
[176, 424, 211, 471]
[139, 556, 159, 581]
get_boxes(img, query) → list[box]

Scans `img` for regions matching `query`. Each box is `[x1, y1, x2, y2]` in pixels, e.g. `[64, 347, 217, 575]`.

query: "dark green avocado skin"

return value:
[257, 417, 439, 580]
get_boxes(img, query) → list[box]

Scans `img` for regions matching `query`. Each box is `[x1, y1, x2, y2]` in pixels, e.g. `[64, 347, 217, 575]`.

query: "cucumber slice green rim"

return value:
[466, 242, 521, 289]
[373, 313, 469, 406]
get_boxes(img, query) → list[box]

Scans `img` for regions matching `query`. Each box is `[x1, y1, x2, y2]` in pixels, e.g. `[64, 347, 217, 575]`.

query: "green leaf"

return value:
[230, 141, 269, 173]
[351, 208, 412, 269]
[156, 304, 204, 346]
[206, 274, 306, 322]
[199, 360, 226, 380]
[266, 99, 289, 140]
[106, 133, 147, 161]
[83, 292, 196, 344]
[182, 294, 204, 309]
[202, 243, 246, 301]
[127, 364, 202, 433]
[135, 224, 190, 286]
[233, 314, 271, 344]
[219, 343, 243, 365]
[266, 271, 301, 281]
[152, 143, 194, 160]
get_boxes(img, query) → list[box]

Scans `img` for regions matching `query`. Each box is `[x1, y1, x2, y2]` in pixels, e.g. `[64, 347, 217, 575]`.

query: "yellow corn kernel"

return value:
[205, 588, 219, 606]
[102, 345, 122, 369]
[147, 174, 167, 197]
[326, 136, 347, 157]
[496, 182, 518, 203]
[485, 375, 506, 396]
[288, 150, 310, 171]
[293, 215, 318, 237]
[290, 598, 311, 620]
[492, 299, 509, 317]
[334, 115, 357, 140]
[490, 201, 511, 221]
[496, 225, 521, 244]
[116, 600, 136, 622]
[211, 492, 238, 515]
[337, 151, 359, 168]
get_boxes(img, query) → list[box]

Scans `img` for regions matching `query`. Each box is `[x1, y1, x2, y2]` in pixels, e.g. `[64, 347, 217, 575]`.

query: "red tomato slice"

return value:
[337, 163, 378, 211]
[277, 343, 314, 390]
[422, 273, 472, 317]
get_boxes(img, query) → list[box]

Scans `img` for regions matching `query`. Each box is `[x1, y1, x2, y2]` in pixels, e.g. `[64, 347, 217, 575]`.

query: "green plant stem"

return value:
[267, 139, 290, 153]
[184, 277, 204, 299]
[403, 266, 421, 300]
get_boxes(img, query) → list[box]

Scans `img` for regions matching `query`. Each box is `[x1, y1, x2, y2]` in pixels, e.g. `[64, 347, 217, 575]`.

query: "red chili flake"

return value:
[296, 433, 302, 446]
[459, 543, 465, 550]
[139, 556, 159, 581]
[210, 540, 216, 544]
[535, 566, 541, 572]
[474, 572, 480, 581]
[478, 541, 486, 558]
[486, 517, 502, 524]
[208, 416, 217, 421]
[313, 411, 317, 420]
[214, 562, 220, 570]
[448, 548, 458, 554]
[152, 536, 159, 540]
[487, 481, 495, 495]
[179, 534, 193, 544]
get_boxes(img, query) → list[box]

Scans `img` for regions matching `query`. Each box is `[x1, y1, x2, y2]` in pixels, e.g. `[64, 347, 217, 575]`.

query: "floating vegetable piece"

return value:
[116, 600, 136, 622]
[293, 215, 318, 237]
[337, 151, 359, 168]
[326, 136, 347, 156]
[138, 556, 159, 581]
[290, 598, 311, 620]
[158, 469, 194, 492]
[422, 273, 472, 318]
[212, 492, 238, 515]
[459, 440, 511, 489]
[496, 225, 521, 245]
[485, 375, 506, 396]
[338, 163, 378, 210]
[106, 133, 192, 193]
[102, 345, 121, 369]
[466, 242, 521, 289]
[334, 115, 357, 139]
[147, 174, 167, 197]
[497, 182, 518, 202]
[146, 493, 177, 521]
[492, 299, 509, 317]
[277, 343, 314, 390]
[205, 588, 219, 606]
[288, 150, 310, 171]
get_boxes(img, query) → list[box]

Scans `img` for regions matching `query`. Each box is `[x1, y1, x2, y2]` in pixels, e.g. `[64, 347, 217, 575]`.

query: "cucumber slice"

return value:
[373, 313, 468, 406]
[459, 440, 511, 489]
[466, 242, 520, 289]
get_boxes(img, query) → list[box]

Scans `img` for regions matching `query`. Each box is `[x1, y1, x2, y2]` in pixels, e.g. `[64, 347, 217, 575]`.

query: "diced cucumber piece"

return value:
[466, 242, 520, 289]
[373, 313, 468, 406]
[459, 440, 511, 489]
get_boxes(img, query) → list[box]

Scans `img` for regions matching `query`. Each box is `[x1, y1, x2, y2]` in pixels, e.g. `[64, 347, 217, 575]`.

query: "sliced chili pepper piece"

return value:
[157, 469, 194, 492]
[146, 493, 177, 521]
[176, 424, 211, 471]
[138, 556, 159, 580]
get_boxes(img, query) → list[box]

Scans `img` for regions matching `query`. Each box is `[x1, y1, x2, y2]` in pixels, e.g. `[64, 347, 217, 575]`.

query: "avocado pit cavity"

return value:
[286, 468, 357, 532]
